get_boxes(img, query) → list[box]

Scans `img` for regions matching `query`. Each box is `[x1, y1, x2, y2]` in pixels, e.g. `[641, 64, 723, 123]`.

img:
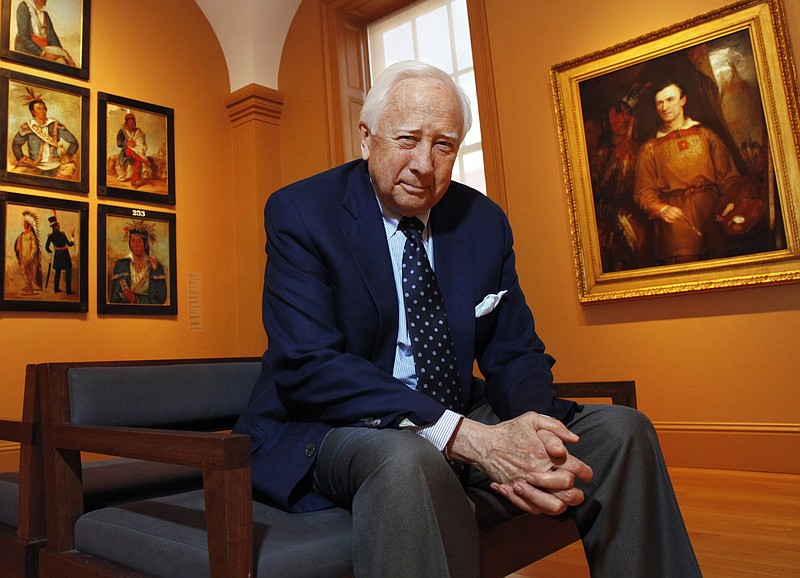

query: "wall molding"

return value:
[654, 421, 799, 474]
[225, 83, 285, 128]
[654, 421, 799, 434]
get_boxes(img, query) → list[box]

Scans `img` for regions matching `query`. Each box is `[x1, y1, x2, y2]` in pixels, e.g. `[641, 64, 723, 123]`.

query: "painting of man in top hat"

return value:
[1, 191, 88, 311]
[44, 212, 74, 294]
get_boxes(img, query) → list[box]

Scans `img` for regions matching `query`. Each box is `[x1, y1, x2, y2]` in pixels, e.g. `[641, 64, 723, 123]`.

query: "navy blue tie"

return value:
[399, 217, 461, 412]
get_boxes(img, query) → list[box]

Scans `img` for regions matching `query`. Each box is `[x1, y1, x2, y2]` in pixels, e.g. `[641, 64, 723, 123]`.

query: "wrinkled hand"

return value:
[448, 413, 592, 515]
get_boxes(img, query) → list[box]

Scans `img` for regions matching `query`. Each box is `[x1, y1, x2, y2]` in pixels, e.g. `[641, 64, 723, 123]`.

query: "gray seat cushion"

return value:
[0, 459, 202, 531]
[74, 491, 354, 578]
[70, 483, 537, 578]
[0, 471, 20, 528]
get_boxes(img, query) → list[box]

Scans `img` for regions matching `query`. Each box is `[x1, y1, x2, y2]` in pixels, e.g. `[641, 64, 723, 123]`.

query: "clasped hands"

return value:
[448, 412, 592, 516]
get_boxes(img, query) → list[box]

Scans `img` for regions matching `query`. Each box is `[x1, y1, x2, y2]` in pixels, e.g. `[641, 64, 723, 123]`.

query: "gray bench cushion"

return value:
[0, 459, 202, 530]
[68, 362, 261, 427]
[69, 485, 533, 578]
[0, 472, 20, 528]
[75, 491, 353, 578]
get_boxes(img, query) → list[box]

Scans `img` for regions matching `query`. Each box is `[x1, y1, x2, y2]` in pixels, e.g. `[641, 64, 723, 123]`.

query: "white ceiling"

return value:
[193, 0, 303, 92]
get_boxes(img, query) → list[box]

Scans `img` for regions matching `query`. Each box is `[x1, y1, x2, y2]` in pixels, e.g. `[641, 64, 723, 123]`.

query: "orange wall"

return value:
[2, 0, 797, 474]
[278, 0, 800, 472]
[0, 0, 263, 470]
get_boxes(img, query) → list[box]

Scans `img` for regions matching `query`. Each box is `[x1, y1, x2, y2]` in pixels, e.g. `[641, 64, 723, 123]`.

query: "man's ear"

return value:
[359, 122, 371, 161]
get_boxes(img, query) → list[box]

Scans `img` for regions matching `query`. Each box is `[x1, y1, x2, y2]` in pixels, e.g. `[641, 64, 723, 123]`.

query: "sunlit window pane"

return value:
[381, 23, 414, 66]
[451, 0, 472, 69]
[416, 7, 452, 73]
[461, 150, 486, 193]
[457, 71, 480, 147]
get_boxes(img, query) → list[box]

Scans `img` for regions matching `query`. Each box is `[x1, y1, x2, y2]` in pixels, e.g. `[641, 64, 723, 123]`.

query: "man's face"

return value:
[360, 77, 462, 217]
[32, 102, 48, 123]
[125, 119, 136, 130]
[33, 0, 47, 9]
[654, 84, 686, 125]
[609, 107, 632, 136]
[129, 235, 146, 256]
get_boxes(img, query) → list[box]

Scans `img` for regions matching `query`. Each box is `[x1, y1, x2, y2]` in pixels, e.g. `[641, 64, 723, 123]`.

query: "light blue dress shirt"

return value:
[376, 197, 463, 452]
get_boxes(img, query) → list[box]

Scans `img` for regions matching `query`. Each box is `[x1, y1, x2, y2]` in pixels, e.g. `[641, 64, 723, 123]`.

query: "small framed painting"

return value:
[1, 0, 91, 80]
[1, 69, 89, 192]
[1, 190, 88, 311]
[97, 92, 175, 206]
[97, 204, 177, 315]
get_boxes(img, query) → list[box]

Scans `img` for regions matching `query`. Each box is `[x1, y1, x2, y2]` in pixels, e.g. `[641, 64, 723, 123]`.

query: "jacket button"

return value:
[305, 443, 316, 457]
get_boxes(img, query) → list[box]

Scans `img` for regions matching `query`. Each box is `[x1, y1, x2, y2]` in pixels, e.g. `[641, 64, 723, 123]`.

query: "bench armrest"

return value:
[46, 424, 250, 469]
[43, 422, 253, 578]
[0, 418, 36, 444]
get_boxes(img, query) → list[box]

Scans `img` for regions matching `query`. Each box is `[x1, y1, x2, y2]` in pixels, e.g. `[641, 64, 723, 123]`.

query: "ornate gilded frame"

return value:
[551, 0, 800, 302]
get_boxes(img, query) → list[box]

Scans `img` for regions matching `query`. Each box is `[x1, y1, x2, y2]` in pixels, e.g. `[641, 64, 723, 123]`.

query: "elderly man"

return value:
[634, 80, 741, 263]
[234, 61, 701, 577]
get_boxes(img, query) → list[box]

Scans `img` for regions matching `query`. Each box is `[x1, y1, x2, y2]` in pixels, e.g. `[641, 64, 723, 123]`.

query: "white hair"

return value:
[360, 60, 473, 143]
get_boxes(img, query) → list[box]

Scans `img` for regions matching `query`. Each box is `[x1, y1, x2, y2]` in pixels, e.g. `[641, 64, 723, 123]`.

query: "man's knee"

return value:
[571, 405, 661, 459]
[359, 429, 450, 479]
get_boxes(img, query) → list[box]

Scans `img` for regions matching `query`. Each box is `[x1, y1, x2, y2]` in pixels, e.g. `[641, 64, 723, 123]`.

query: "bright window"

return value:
[367, 0, 486, 194]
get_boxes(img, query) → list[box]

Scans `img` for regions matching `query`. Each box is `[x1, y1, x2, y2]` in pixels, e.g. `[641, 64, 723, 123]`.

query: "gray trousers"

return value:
[314, 404, 702, 577]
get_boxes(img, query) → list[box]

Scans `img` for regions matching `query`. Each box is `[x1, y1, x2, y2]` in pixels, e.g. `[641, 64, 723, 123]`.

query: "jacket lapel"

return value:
[341, 162, 399, 368]
[431, 193, 476, 393]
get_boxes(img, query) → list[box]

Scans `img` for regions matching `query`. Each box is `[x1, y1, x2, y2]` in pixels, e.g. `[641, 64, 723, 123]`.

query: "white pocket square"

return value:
[475, 290, 507, 318]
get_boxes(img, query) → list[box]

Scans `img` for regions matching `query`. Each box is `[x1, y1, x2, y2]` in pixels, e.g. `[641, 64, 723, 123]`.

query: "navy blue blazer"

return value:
[234, 160, 573, 512]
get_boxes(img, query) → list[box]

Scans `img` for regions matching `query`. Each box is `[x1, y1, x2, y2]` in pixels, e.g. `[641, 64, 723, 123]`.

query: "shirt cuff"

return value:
[402, 409, 463, 452]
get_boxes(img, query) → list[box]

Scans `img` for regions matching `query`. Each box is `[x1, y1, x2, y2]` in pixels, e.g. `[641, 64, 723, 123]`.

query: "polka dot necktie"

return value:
[399, 217, 462, 412]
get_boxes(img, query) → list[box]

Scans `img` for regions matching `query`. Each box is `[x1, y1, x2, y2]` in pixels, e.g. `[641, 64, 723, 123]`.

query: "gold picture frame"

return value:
[551, 0, 800, 302]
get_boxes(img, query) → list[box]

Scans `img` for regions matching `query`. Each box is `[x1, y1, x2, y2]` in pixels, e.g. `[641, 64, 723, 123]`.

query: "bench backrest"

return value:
[39, 357, 261, 431]
[67, 361, 261, 428]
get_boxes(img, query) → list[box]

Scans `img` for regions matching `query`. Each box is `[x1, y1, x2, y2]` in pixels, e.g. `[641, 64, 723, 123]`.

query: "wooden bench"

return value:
[35, 356, 635, 577]
[0, 366, 207, 578]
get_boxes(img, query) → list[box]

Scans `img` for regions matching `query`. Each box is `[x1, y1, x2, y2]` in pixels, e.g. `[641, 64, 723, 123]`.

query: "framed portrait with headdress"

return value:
[0, 68, 89, 192]
[0, 0, 90, 80]
[97, 204, 177, 315]
[551, 0, 800, 302]
[0, 189, 88, 311]
[97, 92, 176, 206]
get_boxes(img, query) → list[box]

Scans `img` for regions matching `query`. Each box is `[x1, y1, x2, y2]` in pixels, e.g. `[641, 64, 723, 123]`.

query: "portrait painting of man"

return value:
[3, 73, 86, 188]
[101, 210, 173, 309]
[2, 198, 82, 304]
[552, 0, 800, 302]
[104, 104, 170, 196]
[578, 28, 786, 274]
[3, 0, 87, 78]
[97, 93, 175, 205]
